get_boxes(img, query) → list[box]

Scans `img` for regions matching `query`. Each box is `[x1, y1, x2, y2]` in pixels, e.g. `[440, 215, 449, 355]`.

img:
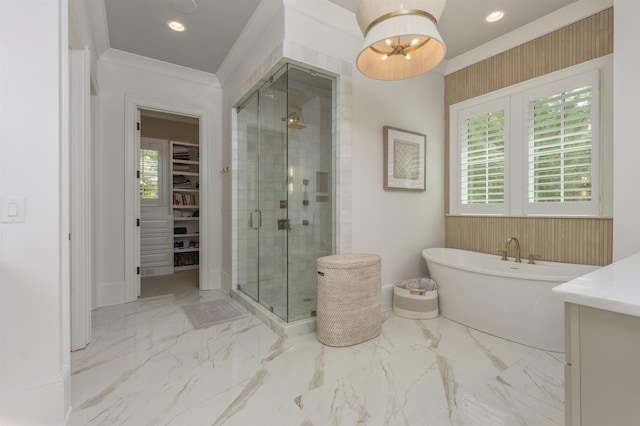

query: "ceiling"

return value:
[104, 0, 576, 75]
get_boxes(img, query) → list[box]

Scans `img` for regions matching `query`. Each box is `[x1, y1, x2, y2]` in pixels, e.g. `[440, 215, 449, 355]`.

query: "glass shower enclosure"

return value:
[236, 64, 335, 322]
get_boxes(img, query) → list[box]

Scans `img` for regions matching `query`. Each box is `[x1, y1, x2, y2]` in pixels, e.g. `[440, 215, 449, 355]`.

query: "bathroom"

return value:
[5, 0, 639, 425]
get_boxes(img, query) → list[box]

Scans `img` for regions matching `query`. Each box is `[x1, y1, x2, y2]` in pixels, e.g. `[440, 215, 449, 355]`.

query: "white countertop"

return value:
[552, 252, 640, 318]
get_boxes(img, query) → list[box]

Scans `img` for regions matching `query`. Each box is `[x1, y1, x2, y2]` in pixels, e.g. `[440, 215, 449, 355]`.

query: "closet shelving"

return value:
[171, 141, 200, 271]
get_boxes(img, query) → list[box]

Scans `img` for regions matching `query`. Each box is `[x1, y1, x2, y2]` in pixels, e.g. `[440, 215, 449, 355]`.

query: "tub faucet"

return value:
[505, 237, 522, 263]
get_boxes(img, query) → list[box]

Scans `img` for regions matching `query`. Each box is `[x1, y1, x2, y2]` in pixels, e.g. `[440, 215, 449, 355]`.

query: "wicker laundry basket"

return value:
[316, 253, 381, 347]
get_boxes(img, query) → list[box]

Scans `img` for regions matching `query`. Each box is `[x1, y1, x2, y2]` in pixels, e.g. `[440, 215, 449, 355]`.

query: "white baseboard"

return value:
[95, 281, 125, 307]
[0, 367, 69, 426]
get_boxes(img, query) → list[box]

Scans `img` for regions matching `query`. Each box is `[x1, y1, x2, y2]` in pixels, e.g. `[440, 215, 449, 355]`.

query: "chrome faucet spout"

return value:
[505, 237, 522, 263]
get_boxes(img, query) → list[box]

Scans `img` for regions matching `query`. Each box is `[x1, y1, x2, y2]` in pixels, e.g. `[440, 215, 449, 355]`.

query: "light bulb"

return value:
[385, 39, 392, 46]
[411, 38, 419, 45]
[405, 54, 411, 60]
[486, 11, 504, 22]
[381, 54, 388, 61]
[167, 20, 185, 32]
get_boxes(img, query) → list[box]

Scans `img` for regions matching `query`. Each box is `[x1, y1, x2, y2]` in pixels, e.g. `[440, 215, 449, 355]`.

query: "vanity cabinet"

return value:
[554, 253, 640, 426]
[564, 302, 640, 426]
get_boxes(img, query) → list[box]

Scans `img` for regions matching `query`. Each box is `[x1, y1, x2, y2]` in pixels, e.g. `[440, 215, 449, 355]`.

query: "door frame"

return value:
[69, 47, 92, 350]
[124, 96, 211, 301]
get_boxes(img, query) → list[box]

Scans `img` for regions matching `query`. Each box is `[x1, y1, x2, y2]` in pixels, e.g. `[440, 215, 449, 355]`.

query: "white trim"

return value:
[0, 366, 70, 426]
[102, 48, 220, 88]
[134, 108, 141, 297]
[0, 366, 69, 396]
[90, 94, 99, 310]
[68, 0, 101, 92]
[283, 0, 361, 39]
[445, 0, 613, 75]
[216, 0, 284, 87]
[124, 96, 215, 301]
[59, 2, 72, 419]
[70, 47, 92, 351]
[82, 0, 110, 58]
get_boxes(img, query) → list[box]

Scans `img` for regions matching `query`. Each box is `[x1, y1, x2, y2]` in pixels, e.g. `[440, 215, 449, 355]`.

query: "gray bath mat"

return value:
[181, 298, 248, 330]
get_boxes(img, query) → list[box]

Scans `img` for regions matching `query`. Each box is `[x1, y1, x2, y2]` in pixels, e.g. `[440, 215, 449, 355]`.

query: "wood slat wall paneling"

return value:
[444, 216, 613, 266]
[443, 9, 613, 265]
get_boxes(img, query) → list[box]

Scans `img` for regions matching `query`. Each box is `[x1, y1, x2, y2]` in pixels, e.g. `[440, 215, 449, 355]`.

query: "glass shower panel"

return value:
[286, 66, 335, 322]
[257, 65, 289, 319]
[236, 92, 259, 302]
[236, 63, 335, 323]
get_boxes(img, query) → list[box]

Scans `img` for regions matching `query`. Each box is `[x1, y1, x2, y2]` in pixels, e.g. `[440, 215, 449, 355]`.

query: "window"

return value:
[140, 138, 168, 207]
[450, 57, 611, 217]
[140, 148, 160, 200]
[453, 97, 509, 215]
[524, 70, 600, 216]
[528, 86, 593, 203]
[461, 107, 506, 207]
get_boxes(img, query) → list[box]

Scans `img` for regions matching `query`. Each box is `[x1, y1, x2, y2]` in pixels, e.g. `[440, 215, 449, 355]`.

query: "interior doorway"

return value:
[138, 109, 201, 298]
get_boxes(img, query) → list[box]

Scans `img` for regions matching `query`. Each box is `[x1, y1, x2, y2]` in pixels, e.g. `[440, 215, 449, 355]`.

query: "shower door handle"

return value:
[249, 209, 261, 230]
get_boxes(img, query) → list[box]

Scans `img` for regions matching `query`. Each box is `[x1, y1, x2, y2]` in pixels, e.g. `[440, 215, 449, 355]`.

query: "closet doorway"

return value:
[138, 109, 200, 298]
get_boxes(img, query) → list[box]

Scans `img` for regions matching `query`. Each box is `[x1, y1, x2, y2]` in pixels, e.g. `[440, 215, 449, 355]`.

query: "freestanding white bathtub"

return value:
[422, 248, 600, 352]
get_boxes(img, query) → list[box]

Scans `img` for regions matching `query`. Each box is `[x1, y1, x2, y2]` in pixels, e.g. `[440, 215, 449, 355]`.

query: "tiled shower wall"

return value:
[444, 8, 614, 266]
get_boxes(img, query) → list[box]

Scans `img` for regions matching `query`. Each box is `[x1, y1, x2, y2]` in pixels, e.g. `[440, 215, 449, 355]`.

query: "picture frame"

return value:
[383, 126, 426, 191]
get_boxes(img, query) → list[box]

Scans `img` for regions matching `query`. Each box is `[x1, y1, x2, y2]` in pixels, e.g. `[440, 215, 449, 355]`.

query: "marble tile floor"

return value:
[239, 277, 318, 322]
[140, 269, 199, 299]
[69, 287, 565, 426]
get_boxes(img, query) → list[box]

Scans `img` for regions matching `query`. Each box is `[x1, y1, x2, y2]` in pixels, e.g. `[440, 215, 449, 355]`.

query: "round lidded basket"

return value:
[316, 253, 382, 347]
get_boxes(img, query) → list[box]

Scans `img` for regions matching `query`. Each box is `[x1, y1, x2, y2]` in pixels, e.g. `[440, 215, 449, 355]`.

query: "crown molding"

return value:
[216, 0, 284, 86]
[283, 0, 361, 39]
[100, 48, 219, 87]
[445, 0, 614, 75]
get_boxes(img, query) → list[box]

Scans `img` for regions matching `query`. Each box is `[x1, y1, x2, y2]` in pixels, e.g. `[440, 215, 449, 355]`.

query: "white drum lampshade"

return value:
[356, 0, 447, 80]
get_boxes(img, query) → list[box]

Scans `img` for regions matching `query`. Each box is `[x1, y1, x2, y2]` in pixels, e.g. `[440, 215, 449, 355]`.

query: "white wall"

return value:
[351, 72, 445, 284]
[95, 52, 222, 306]
[220, 0, 445, 290]
[0, 1, 70, 424]
[613, 0, 640, 260]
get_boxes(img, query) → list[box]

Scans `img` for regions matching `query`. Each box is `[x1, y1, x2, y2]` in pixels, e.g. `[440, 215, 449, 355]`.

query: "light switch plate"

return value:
[1, 198, 25, 223]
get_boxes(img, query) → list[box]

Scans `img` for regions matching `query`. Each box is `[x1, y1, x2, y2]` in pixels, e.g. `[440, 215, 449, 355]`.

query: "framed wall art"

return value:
[383, 126, 426, 191]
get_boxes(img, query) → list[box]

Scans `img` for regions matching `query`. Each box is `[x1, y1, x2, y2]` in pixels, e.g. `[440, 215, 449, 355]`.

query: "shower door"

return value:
[237, 65, 289, 319]
[237, 63, 335, 322]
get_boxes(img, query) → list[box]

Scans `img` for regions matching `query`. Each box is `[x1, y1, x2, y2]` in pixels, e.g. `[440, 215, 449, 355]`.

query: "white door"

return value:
[140, 137, 173, 277]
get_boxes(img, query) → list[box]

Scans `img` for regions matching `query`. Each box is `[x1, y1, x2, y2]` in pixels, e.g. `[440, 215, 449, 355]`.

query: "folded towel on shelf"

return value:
[173, 175, 192, 188]
[172, 164, 192, 171]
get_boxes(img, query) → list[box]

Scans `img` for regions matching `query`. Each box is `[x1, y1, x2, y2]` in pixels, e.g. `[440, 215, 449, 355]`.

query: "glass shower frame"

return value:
[236, 63, 336, 322]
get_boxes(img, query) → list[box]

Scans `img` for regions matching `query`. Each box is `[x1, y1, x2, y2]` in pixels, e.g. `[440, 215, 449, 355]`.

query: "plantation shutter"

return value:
[527, 85, 593, 204]
[140, 148, 160, 200]
[460, 109, 505, 205]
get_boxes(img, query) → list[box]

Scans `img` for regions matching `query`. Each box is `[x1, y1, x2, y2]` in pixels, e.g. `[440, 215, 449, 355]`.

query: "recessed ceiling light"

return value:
[167, 20, 185, 32]
[486, 10, 504, 23]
